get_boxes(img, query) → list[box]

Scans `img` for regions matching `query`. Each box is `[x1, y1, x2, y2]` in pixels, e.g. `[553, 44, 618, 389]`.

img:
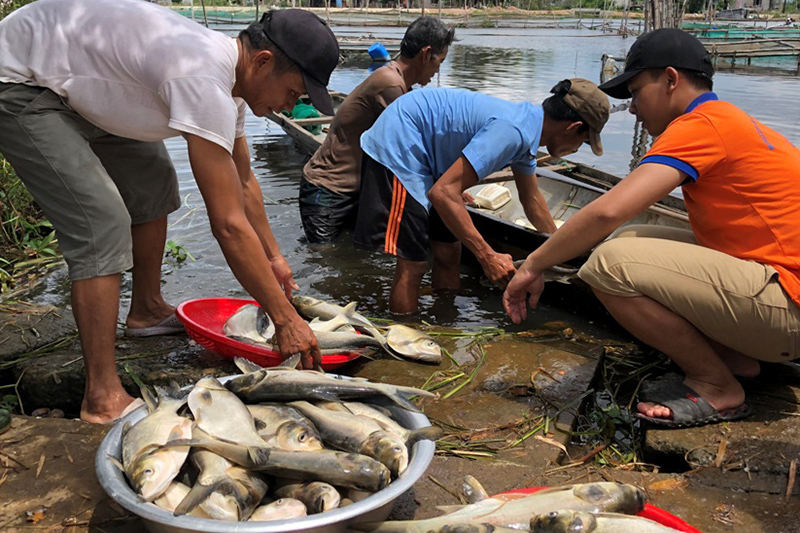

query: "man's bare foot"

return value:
[81, 392, 137, 424]
[637, 376, 746, 421]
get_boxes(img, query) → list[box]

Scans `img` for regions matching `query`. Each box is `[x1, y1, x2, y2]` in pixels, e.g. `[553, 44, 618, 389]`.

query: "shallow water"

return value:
[25, 26, 800, 334]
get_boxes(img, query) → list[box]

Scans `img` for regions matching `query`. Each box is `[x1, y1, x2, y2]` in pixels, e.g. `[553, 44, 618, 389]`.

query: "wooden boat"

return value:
[267, 93, 689, 271]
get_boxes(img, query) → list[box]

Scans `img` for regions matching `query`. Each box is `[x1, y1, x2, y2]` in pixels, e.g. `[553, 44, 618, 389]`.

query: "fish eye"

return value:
[298, 431, 308, 442]
[144, 468, 154, 476]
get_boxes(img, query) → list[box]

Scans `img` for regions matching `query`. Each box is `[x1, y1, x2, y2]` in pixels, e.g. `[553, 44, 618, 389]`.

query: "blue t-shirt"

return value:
[360, 88, 544, 211]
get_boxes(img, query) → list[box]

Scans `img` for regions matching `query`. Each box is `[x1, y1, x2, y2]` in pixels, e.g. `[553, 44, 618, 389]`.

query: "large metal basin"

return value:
[95, 375, 435, 533]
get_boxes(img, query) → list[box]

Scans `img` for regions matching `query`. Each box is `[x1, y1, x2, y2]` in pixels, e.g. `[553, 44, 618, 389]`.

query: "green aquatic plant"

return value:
[164, 240, 196, 265]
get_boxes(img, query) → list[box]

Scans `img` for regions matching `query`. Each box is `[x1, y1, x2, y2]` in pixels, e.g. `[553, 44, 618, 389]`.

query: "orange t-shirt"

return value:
[641, 93, 800, 307]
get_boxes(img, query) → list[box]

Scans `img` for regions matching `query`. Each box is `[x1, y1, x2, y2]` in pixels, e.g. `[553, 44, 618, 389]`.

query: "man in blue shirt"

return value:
[356, 79, 610, 314]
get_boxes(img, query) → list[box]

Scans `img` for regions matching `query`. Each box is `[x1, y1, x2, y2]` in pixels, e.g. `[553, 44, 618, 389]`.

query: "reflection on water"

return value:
[23, 27, 800, 334]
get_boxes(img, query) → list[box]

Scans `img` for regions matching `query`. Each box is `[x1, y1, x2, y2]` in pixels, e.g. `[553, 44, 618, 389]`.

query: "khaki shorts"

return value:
[578, 225, 800, 362]
[0, 83, 179, 280]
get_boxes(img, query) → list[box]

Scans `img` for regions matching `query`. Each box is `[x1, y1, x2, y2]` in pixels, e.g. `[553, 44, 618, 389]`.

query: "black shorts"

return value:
[354, 153, 456, 262]
[298, 176, 359, 244]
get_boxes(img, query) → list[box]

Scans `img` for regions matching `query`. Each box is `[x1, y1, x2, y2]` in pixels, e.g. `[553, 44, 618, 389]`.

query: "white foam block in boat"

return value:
[473, 184, 512, 210]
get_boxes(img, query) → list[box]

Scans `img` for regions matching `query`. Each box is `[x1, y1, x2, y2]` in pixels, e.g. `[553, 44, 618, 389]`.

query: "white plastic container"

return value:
[473, 184, 512, 210]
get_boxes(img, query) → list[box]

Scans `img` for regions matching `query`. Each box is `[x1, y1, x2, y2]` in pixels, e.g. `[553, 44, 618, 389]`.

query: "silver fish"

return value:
[291, 400, 409, 476]
[175, 448, 244, 521]
[292, 296, 387, 344]
[531, 510, 680, 533]
[223, 303, 275, 344]
[226, 357, 435, 412]
[355, 483, 646, 532]
[273, 479, 342, 514]
[316, 401, 442, 446]
[153, 482, 212, 518]
[188, 376, 265, 449]
[247, 404, 324, 452]
[249, 498, 308, 521]
[384, 324, 442, 364]
[120, 387, 192, 502]
[309, 314, 356, 333]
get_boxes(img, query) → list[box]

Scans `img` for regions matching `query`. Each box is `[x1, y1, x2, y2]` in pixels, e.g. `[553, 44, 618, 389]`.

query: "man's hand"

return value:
[271, 255, 299, 299]
[480, 251, 516, 288]
[274, 315, 321, 370]
[502, 264, 545, 324]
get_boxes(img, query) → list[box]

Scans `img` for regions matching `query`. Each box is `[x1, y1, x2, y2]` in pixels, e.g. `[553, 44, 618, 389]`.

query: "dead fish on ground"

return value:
[316, 400, 442, 446]
[354, 482, 646, 532]
[247, 404, 324, 452]
[273, 479, 341, 514]
[291, 400, 409, 476]
[223, 304, 275, 344]
[531, 510, 680, 533]
[120, 386, 192, 502]
[249, 498, 308, 522]
[226, 357, 435, 412]
[383, 324, 442, 363]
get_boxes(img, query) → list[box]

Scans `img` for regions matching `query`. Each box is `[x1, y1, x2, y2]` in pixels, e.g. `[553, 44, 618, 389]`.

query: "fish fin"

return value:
[383, 393, 422, 413]
[392, 384, 437, 398]
[121, 421, 133, 439]
[277, 353, 302, 369]
[141, 386, 158, 412]
[310, 317, 321, 324]
[234, 357, 263, 374]
[343, 302, 358, 315]
[461, 474, 490, 504]
[308, 391, 340, 402]
[253, 418, 267, 432]
[406, 425, 443, 447]
[106, 454, 125, 472]
[174, 479, 228, 517]
[436, 505, 465, 513]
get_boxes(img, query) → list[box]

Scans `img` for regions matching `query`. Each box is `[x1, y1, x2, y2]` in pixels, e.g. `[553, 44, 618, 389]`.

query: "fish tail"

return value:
[234, 357, 264, 374]
[406, 425, 443, 447]
[174, 479, 227, 517]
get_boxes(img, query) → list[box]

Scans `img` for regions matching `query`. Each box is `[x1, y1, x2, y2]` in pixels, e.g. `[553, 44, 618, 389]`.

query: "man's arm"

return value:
[232, 136, 297, 298]
[428, 156, 516, 286]
[513, 169, 558, 234]
[186, 134, 320, 368]
[503, 163, 686, 323]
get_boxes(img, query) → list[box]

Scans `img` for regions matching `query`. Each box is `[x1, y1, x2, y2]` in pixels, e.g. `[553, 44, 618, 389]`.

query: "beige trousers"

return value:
[578, 225, 800, 362]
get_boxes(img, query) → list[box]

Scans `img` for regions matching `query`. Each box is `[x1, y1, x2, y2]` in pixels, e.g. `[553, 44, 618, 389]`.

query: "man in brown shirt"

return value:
[300, 17, 455, 243]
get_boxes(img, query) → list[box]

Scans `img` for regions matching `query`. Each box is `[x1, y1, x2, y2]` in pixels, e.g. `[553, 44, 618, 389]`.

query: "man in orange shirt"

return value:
[504, 29, 800, 428]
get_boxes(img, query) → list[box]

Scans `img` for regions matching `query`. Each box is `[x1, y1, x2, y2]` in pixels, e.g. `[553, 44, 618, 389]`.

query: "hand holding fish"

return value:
[480, 251, 516, 289]
[271, 255, 300, 299]
[274, 315, 321, 369]
[503, 261, 545, 324]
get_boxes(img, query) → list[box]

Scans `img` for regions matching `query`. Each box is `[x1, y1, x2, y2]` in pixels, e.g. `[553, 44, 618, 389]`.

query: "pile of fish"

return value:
[352, 477, 683, 532]
[116, 355, 440, 522]
[223, 295, 443, 364]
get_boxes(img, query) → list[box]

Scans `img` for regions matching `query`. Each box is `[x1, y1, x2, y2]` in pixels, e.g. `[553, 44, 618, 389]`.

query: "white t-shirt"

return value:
[0, 0, 247, 153]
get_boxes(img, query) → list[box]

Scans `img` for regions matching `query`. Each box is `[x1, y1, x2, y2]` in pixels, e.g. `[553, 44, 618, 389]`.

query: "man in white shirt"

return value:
[0, 0, 338, 423]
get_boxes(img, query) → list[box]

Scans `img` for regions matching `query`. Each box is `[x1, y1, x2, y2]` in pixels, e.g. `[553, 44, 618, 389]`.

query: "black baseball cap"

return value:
[261, 10, 339, 115]
[598, 28, 714, 100]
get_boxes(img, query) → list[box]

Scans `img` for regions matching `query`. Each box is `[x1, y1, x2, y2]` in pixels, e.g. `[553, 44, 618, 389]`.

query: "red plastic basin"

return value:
[176, 298, 362, 371]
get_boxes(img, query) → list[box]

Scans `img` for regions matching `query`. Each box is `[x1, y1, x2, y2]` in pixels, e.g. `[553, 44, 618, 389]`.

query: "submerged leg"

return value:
[389, 258, 428, 315]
